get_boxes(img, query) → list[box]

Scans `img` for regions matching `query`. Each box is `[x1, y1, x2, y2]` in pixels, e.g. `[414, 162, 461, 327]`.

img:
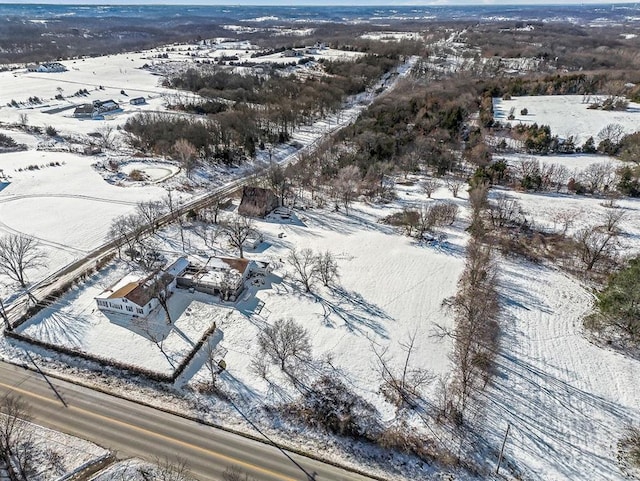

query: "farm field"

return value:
[494, 94, 640, 144]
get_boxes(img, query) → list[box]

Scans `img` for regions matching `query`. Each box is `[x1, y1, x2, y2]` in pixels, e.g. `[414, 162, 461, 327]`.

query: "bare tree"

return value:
[152, 456, 191, 481]
[18, 113, 27, 128]
[137, 200, 165, 234]
[266, 163, 288, 207]
[258, 318, 311, 371]
[151, 274, 173, 324]
[438, 239, 500, 425]
[173, 139, 198, 179]
[223, 215, 254, 258]
[288, 248, 317, 293]
[0, 235, 47, 288]
[333, 165, 361, 215]
[421, 178, 440, 198]
[580, 162, 616, 193]
[490, 194, 523, 228]
[200, 198, 225, 224]
[164, 189, 186, 250]
[551, 209, 578, 235]
[98, 125, 116, 149]
[223, 466, 258, 481]
[575, 227, 618, 271]
[444, 176, 465, 198]
[546, 163, 570, 192]
[372, 332, 433, 408]
[193, 223, 221, 251]
[0, 395, 35, 481]
[107, 214, 142, 259]
[468, 183, 489, 238]
[315, 251, 339, 287]
[597, 123, 625, 146]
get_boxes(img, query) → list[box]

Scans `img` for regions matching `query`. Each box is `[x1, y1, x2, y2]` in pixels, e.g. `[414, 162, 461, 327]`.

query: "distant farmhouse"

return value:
[26, 62, 67, 73]
[238, 186, 279, 217]
[74, 99, 120, 119]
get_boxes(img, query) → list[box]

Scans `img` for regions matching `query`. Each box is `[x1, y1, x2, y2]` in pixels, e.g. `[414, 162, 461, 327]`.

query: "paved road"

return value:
[0, 361, 380, 481]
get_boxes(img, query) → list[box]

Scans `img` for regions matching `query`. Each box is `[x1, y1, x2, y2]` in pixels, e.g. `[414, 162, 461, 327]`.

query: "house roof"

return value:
[165, 256, 189, 277]
[212, 257, 250, 274]
[108, 281, 139, 300]
[125, 272, 174, 308]
[74, 104, 94, 114]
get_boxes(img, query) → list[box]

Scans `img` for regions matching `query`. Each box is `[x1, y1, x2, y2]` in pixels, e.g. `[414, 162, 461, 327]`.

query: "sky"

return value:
[0, 0, 636, 5]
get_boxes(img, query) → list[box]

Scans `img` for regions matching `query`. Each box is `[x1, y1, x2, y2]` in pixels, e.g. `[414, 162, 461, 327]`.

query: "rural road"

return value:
[0, 361, 380, 481]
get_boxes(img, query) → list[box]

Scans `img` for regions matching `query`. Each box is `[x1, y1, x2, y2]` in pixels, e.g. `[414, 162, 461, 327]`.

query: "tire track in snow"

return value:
[0, 193, 138, 206]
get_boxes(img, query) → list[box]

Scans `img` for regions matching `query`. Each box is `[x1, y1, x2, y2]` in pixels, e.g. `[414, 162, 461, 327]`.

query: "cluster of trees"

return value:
[0, 133, 26, 152]
[384, 199, 458, 240]
[141, 54, 398, 163]
[287, 248, 339, 293]
[589, 256, 640, 341]
[471, 156, 639, 198]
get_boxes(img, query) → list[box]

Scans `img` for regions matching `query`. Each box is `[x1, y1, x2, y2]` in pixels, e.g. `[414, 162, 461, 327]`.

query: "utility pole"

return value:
[496, 423, 511, 475]
[0, 298, 9, 330]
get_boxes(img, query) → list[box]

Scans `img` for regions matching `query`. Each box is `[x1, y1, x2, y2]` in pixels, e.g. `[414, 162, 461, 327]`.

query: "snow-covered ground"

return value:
[494, 95, 640, 144]
[1, 418, 109, 481]
[486, 259, 640, 481]
[91, 458, 194, 481]
[360, 31, 424, 42]
[497, 152, 623, 174]
[0, 150, 168, 294]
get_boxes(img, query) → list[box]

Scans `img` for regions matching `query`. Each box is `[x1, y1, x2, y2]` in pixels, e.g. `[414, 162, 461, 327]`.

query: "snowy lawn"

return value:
[16, 261, 235, 377]
[494, 95, 640, 144]
[145, 180, 467, 423]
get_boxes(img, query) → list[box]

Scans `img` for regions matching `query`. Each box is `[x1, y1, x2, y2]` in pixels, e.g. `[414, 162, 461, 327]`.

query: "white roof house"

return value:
[95, 257, 189, 317]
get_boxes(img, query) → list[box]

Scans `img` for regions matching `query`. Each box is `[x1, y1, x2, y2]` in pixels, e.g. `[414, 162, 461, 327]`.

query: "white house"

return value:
[95, 257, 189, 316]
[29, 62, 66, 73]
[74, 99, 120, 119]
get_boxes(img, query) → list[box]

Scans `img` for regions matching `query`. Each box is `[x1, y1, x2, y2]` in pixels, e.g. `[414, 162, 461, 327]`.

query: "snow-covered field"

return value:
[0, 150, 167, 293]
[494, 95, 640, 144]
[486, 259, 640, 481]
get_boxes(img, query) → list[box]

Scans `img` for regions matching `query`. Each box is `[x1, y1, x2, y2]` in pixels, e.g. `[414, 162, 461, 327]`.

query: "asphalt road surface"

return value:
[0, 361, 380, 481]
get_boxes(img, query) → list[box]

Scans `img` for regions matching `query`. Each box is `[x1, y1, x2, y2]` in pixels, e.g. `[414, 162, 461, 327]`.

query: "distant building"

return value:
[238, 186, 279, 217]
[73, 104, 95, 119]
[130, 97, 146, 106]
[73, 99, 120, 119]
[28, 62, 67, 73]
